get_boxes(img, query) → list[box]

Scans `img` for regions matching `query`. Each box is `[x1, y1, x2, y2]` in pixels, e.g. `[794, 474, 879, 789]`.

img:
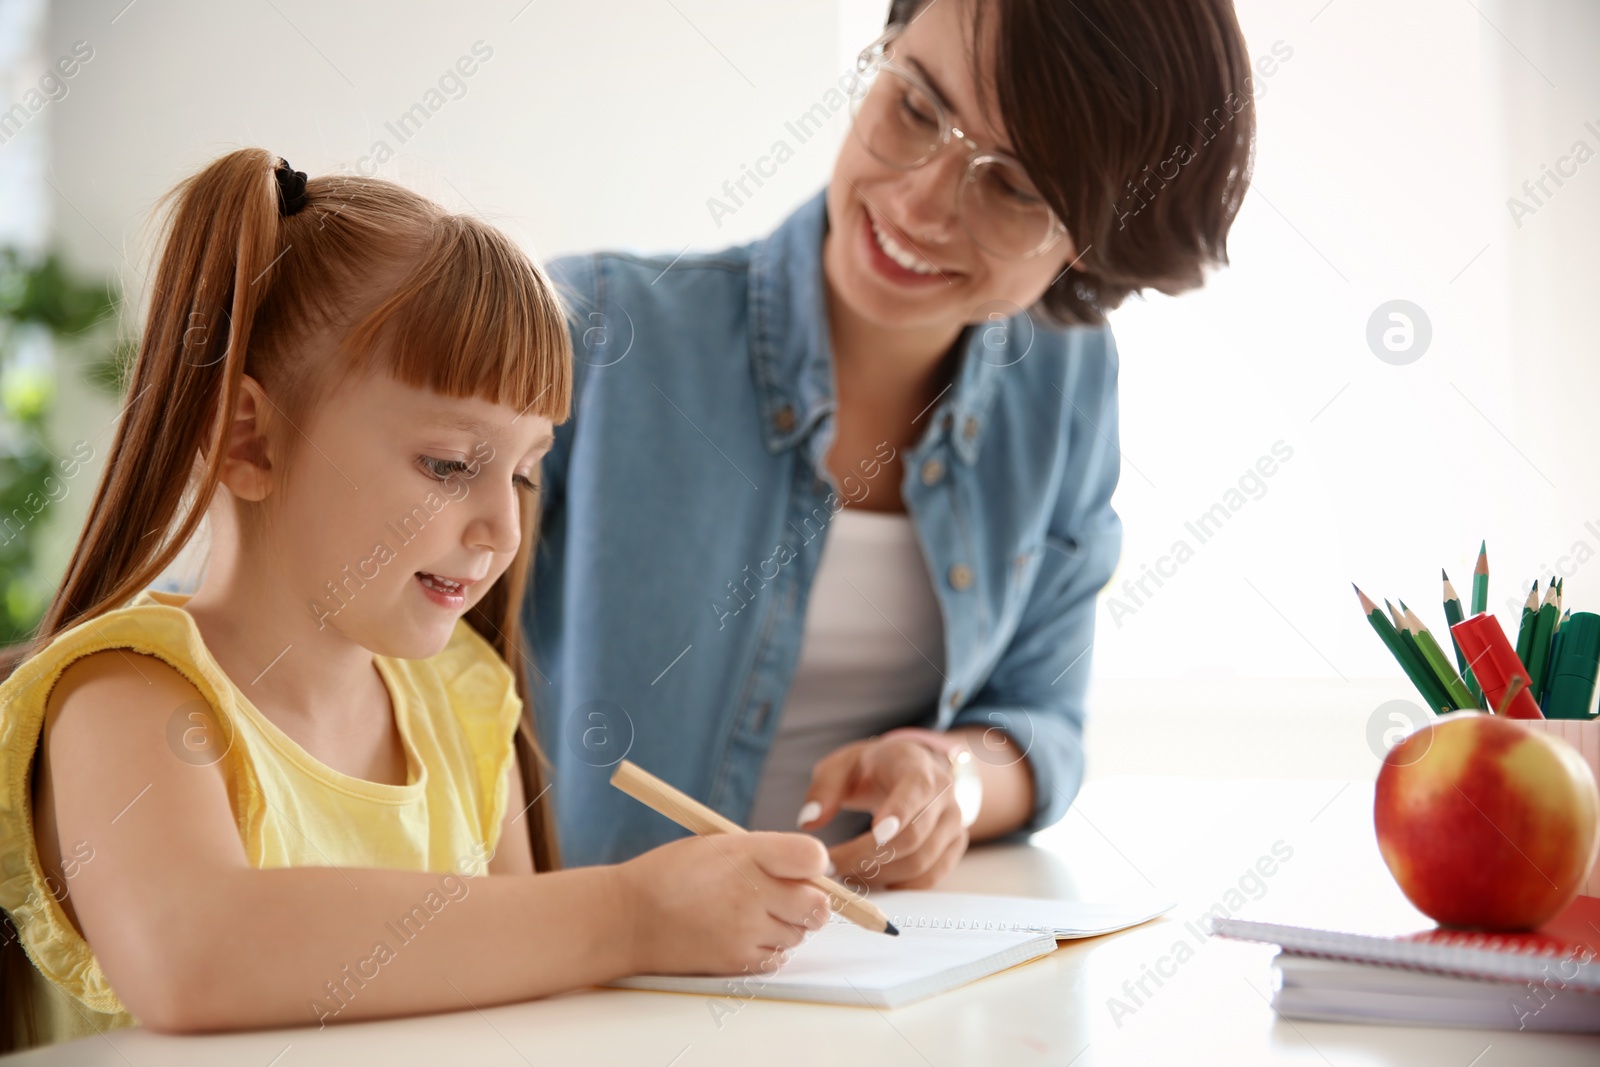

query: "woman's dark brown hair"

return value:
[888, 0, 1257, 326]
[0, 148, 571, 1051]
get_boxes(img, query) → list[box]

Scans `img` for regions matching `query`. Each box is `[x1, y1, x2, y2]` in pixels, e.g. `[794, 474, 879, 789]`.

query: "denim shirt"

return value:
[526, 188, 1123, 868]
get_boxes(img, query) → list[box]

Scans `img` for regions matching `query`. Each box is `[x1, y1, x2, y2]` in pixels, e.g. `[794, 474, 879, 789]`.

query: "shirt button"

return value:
[774, 405, 796, 433]
[948, 689, 965, 708]
[920, 458, 945, 485]
[963, 417, 979, 441]
[948, 563, 973, 591]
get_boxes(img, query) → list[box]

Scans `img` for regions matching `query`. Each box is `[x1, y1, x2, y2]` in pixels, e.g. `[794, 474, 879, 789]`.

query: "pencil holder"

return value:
[1517, 719, 1600, 898]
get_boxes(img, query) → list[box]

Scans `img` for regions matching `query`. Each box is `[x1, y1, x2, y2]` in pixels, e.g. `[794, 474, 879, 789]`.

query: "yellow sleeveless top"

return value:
[0, 590, 524, 1048]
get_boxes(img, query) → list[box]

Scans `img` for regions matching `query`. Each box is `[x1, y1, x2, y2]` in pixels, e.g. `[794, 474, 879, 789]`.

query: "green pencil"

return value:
[1515, 582, 1540, 668]
[1355, 585, 1452, 713]
[1402, 603, 1475, 710]
[1389, 598, 1441, 705]
[1544, 626, 1565, 712]
[1441, 571, 1481, 706]
[1471, 541, 1489, 615]
[1389, 598, 1448, 707]
[1526, 582, 1559, 702]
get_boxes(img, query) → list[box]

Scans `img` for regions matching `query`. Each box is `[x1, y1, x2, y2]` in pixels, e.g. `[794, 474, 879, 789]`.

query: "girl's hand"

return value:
[798, 734, 969, 890]
[618, 832, 832, 976]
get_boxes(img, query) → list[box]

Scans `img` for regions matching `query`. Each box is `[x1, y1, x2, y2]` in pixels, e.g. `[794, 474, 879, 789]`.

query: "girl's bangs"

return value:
[337, 216, 572, 422]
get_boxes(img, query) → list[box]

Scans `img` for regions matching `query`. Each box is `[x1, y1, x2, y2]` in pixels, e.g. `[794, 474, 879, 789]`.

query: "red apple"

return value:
[1374, 712, 1600, 931]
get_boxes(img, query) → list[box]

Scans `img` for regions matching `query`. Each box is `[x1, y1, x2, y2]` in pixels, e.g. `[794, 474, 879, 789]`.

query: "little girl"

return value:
[0, 149, 829, 1052]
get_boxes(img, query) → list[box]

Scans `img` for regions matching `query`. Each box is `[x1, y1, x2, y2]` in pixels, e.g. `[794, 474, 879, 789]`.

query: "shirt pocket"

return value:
[999, 541, 1046, 637]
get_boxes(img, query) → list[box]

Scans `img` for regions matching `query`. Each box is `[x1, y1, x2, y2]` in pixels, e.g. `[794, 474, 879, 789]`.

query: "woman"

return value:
[528, 0, 1254, 887]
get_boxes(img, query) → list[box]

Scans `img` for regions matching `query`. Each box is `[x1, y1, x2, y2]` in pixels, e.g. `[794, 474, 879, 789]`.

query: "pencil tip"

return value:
[1479, 539, 1486, 554]
[885, 922, 900, 937]
[1441, 568, 1449, 580]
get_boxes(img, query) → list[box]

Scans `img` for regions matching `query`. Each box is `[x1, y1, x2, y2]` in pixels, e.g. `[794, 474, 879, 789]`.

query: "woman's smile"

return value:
[862, 206, 951, 285]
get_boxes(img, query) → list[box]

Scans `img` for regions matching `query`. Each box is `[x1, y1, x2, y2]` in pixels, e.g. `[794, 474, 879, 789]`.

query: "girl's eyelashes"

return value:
[418, 454, 477, 481]
[417, 454, 538, 494]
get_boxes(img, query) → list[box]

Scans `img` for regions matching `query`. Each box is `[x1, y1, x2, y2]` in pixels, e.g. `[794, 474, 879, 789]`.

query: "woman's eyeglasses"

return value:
[847, 27, 1068, 261]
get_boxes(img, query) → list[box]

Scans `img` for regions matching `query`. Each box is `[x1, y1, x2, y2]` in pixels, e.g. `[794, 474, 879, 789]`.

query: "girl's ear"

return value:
[217, 375, 277, 502]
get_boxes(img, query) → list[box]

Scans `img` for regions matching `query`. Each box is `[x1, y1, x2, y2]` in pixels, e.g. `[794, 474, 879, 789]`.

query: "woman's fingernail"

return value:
[825, 860, 837, 876]
[872, 816, 902, 847]
[797, 801, 822, 827]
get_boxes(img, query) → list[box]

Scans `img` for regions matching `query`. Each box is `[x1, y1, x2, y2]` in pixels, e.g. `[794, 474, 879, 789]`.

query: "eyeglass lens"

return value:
[848, 63, 1057, 259]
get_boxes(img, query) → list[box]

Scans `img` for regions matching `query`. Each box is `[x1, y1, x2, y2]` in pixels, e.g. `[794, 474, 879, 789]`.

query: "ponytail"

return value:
[45, 148, 285, 637]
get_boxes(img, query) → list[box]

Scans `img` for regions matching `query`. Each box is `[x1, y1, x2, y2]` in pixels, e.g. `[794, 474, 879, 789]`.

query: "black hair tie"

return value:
[274, 158, 309, 216]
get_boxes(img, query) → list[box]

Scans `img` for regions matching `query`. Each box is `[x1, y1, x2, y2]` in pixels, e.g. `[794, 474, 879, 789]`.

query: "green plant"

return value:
[0, 247, 127, 643]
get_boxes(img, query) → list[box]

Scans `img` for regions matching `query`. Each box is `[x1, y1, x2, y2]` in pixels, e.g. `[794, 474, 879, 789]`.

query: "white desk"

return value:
[11, 776, 1599, 1065]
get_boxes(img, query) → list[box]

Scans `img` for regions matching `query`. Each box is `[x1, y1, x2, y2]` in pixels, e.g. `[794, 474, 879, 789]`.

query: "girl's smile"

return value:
[414, 570, 478, 609]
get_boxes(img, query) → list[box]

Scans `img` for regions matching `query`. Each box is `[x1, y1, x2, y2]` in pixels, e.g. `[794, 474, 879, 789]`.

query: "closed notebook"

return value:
[1213, 895, 1600, 1031]
[1271, 952, 1600, 1032]
[1211, 894, 1600, 991]
[610, 890, 1173, 1009]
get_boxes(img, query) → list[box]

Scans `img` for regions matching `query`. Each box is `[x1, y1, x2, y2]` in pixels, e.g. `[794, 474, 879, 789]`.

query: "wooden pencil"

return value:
[1527, 582, 1560, 703]
[1441, 570, 1481, 705]
[1471, 542, 1489, 615]
[1355, 585, 1452, 714]
[609, 759, 898, 936]
[1401, 602, 1476, 710]
[1390, 599, 1453, 711]
[1516, 582, 1540, 668]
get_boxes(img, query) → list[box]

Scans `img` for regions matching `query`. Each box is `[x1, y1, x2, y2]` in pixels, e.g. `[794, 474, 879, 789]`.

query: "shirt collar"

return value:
[746, 187, 1006, 466]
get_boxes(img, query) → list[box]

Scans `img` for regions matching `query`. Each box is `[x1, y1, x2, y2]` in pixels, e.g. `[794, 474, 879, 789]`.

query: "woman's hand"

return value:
[797, 734, 970, 890]
[618, 832, 832, 976]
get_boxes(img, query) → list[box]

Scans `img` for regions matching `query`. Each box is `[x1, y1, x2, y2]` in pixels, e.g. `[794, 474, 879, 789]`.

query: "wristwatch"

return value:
[883, 728, 983, 829]
[947, 745, 983, 829]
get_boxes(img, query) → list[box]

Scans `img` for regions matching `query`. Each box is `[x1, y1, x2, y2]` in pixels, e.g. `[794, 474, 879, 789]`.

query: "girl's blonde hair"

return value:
[2, 148, 571, 1049]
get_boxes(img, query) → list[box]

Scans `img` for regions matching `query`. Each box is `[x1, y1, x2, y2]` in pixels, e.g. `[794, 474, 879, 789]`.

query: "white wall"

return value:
[43, 0, 874, 263]
[0, 0, 49, 251]
[31, 0, 1600, 705]
[1093, 0, 1599, 685]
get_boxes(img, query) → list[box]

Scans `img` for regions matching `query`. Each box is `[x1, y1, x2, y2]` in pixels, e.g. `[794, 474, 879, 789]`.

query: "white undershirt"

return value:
[746, 507, 946, 843]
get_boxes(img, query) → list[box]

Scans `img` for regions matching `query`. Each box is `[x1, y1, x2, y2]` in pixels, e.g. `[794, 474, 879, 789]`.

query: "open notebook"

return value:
[610, 890, 1173, 1009]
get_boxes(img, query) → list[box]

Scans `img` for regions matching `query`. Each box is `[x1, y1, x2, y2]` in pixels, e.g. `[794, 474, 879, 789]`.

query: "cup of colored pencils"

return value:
[1353, 542, 1600, 721]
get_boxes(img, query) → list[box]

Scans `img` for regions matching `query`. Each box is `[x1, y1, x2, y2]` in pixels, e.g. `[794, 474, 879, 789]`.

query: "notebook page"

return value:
[760, 918, 1051, 992]
[870, 890, 1174, 939]
[609, 918, 1055, 1008]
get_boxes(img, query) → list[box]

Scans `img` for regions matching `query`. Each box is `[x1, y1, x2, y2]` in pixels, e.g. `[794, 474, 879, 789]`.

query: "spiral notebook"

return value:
[1211, 894, 1600, 992]
[609, 890, 1172, 1009]
[1270, 953, 1600, 1032]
